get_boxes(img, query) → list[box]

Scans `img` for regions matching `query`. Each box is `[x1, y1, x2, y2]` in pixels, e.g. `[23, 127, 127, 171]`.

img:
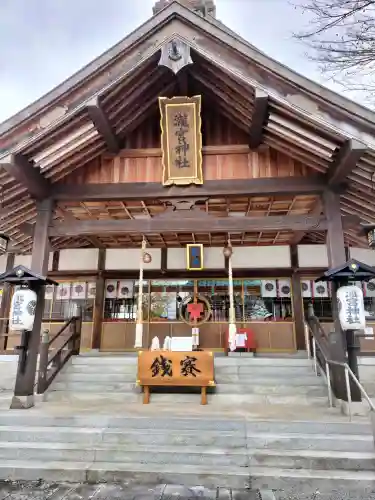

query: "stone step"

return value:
[248, 448, 375, 471]
[57, 371, 321, 387]
[214, 374, 320, 385]
[0, 414, 369, 435]
[0, 425, 371, 451]
[49, 380, 326, 397]
[246, 432, 374, 452]
[44, 390, 330, 406]
[70, 356, 310, 367]
[0, 460, 250, 488]
[0, 442, 248, 466]
[0, 442, 373, 471]
[0, 459, 374, 491]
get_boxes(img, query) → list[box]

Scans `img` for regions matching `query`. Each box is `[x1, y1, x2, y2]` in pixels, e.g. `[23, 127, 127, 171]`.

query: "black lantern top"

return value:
[0, 265, 58, 286]
[316, 258, 375, 283]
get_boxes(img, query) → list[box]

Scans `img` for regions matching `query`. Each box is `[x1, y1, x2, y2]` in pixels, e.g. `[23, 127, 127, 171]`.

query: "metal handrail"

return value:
[305, 319, 375, 421]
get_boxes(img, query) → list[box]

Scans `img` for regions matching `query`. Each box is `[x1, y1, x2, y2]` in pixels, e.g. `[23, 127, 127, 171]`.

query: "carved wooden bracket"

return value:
[158, 39, 193, 74]
[156, 197, 210, 218]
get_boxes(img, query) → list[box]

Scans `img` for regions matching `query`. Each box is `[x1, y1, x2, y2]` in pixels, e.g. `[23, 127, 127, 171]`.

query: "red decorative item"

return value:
[225, 328, 257, 355]
[187, 302, 204, 321]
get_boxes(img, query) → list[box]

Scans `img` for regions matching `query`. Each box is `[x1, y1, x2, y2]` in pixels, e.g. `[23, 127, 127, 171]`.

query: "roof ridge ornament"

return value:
[159, 38, 193, 74]
[153, 0, 216, 18]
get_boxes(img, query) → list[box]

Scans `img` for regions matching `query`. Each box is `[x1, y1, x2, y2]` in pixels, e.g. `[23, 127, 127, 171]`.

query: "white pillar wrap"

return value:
[134, 237, 147, 348]
[227, 240, 237, 351]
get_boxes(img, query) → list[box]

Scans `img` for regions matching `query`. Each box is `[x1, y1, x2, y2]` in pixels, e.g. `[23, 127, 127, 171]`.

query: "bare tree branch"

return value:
[292, 0, 375, 104]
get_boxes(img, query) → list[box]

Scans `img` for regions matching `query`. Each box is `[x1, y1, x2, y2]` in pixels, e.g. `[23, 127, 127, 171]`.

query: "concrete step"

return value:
[49, 380, 326, 397]
[0, 424, 371, 452]
[70, 355, 310, 367]
[44, 390, 331, 407]
[57, 371, 320, 387]
[0, 460, 250, 488]
[0, 442, 248, 466]
[0, 442, 373, 471]
[0, 414, 369, 435]
[215, 374, 320, 385]
[0, 459, 374, 491]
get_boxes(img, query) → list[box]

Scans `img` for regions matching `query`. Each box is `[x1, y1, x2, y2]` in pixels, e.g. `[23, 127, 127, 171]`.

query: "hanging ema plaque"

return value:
[159, 96, 203, 186]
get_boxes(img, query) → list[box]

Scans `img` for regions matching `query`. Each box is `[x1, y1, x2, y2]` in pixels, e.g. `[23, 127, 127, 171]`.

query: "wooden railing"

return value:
[37, 314, 82, 394]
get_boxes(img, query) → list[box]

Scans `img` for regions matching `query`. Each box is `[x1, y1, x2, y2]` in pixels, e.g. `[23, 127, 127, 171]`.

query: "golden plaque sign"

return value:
[159, 96, 203, 186]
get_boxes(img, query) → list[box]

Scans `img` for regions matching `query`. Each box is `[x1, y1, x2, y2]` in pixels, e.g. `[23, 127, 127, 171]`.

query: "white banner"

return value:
[105, 280, 118, 299]
[87, 282, 97, 299]
[363, 280, 375, 298]
[301, 280, 312, 298]
[10, 288, 37, 331]
[44, 284, 54, 300]
[261, 280, 277, 298]
[277, 279, 291, 298]
[71, 282, 87, 299]
[337, 285, 366, 331]
[57, 283, 71, 300]
[118, 280, 134, 299]
[313, 281, 329, 298]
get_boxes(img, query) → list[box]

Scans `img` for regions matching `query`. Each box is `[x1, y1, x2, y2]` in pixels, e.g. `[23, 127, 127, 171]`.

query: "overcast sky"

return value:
[0, 0, 345, 124]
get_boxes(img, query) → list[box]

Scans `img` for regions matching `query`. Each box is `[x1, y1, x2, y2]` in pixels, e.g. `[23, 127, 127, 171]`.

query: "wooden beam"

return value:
[55, 207, 105, 249]
[18, 221, 53, 252]
[249, 89, 269, 149]
[49, 214, 329, 237]
[52, 176, 327, 202]
[0, 154, 50, 200]
[86, 97, 120, 154]
[327, 139, 367, 187]
[290, 200, 322, 246]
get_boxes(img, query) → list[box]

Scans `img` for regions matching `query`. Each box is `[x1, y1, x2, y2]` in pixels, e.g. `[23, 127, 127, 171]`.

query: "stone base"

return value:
[10, 394, 34, 409]
[339, 399, 369, 417]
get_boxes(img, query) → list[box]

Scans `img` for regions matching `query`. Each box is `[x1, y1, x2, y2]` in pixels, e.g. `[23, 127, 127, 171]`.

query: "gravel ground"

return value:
[0, 481, 374, 500]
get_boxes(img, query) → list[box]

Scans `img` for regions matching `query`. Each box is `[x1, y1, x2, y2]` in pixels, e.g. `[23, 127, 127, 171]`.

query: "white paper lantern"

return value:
[337, 285, 366, 331]
[9, 288, 38, 332]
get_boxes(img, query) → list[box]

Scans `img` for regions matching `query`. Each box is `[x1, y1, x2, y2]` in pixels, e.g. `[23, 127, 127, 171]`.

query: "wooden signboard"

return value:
[159, 96, 203, 186]
[137, 350, 215, 405]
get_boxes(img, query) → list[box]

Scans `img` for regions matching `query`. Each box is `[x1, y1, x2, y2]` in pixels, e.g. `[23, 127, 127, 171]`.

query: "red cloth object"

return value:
[226, 328, 257, 351]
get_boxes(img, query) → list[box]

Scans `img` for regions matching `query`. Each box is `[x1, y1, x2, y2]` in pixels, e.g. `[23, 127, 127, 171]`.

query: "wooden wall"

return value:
[63, 110, 309, 185]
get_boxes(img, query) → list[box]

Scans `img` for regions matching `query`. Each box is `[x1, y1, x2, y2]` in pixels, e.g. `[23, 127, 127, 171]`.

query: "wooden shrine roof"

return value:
[0, 0, 374, 252]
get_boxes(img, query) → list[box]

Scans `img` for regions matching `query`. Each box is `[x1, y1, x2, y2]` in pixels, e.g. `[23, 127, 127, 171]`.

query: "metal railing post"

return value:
[37, 329, 49, 394]
[344, 366, 352, 422]
[326, 361, 333, 407]
[312, 337, 317, 375]
[304, 322, 311, 359]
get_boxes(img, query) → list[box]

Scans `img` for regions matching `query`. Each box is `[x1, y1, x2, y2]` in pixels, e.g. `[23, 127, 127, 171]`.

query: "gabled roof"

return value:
[1, 0, 375, 150]
[0, 0, 374, 253]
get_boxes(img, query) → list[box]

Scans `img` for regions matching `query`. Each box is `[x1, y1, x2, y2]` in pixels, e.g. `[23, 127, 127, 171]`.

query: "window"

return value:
[303, 278, 375, 322]
[44, 281, 96, 321]
[103, 280, 149, 321]
[244, 279, 293, 321]
[150, 280, 194, 321]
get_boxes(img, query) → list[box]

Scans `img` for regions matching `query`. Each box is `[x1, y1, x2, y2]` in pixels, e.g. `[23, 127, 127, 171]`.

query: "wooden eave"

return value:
[0, 1, 375, 251]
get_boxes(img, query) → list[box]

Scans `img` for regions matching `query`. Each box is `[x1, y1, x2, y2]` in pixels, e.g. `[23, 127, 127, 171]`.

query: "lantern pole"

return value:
[134, 236, 147, 348]
[227, 237, 237, 351]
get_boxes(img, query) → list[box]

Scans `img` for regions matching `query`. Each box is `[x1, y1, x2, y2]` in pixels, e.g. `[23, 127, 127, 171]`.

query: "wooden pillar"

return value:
[290, 246, 305, 350]
[0, 253, 15, 350]
[52, 251, 59, 271]
[92, 248, 105, 350]
[322, 190, 360, 401]
[11, 198, 54, 409]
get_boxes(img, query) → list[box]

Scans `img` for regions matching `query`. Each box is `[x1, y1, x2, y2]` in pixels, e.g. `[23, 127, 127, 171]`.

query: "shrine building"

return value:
[1, 0, 375, 355]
